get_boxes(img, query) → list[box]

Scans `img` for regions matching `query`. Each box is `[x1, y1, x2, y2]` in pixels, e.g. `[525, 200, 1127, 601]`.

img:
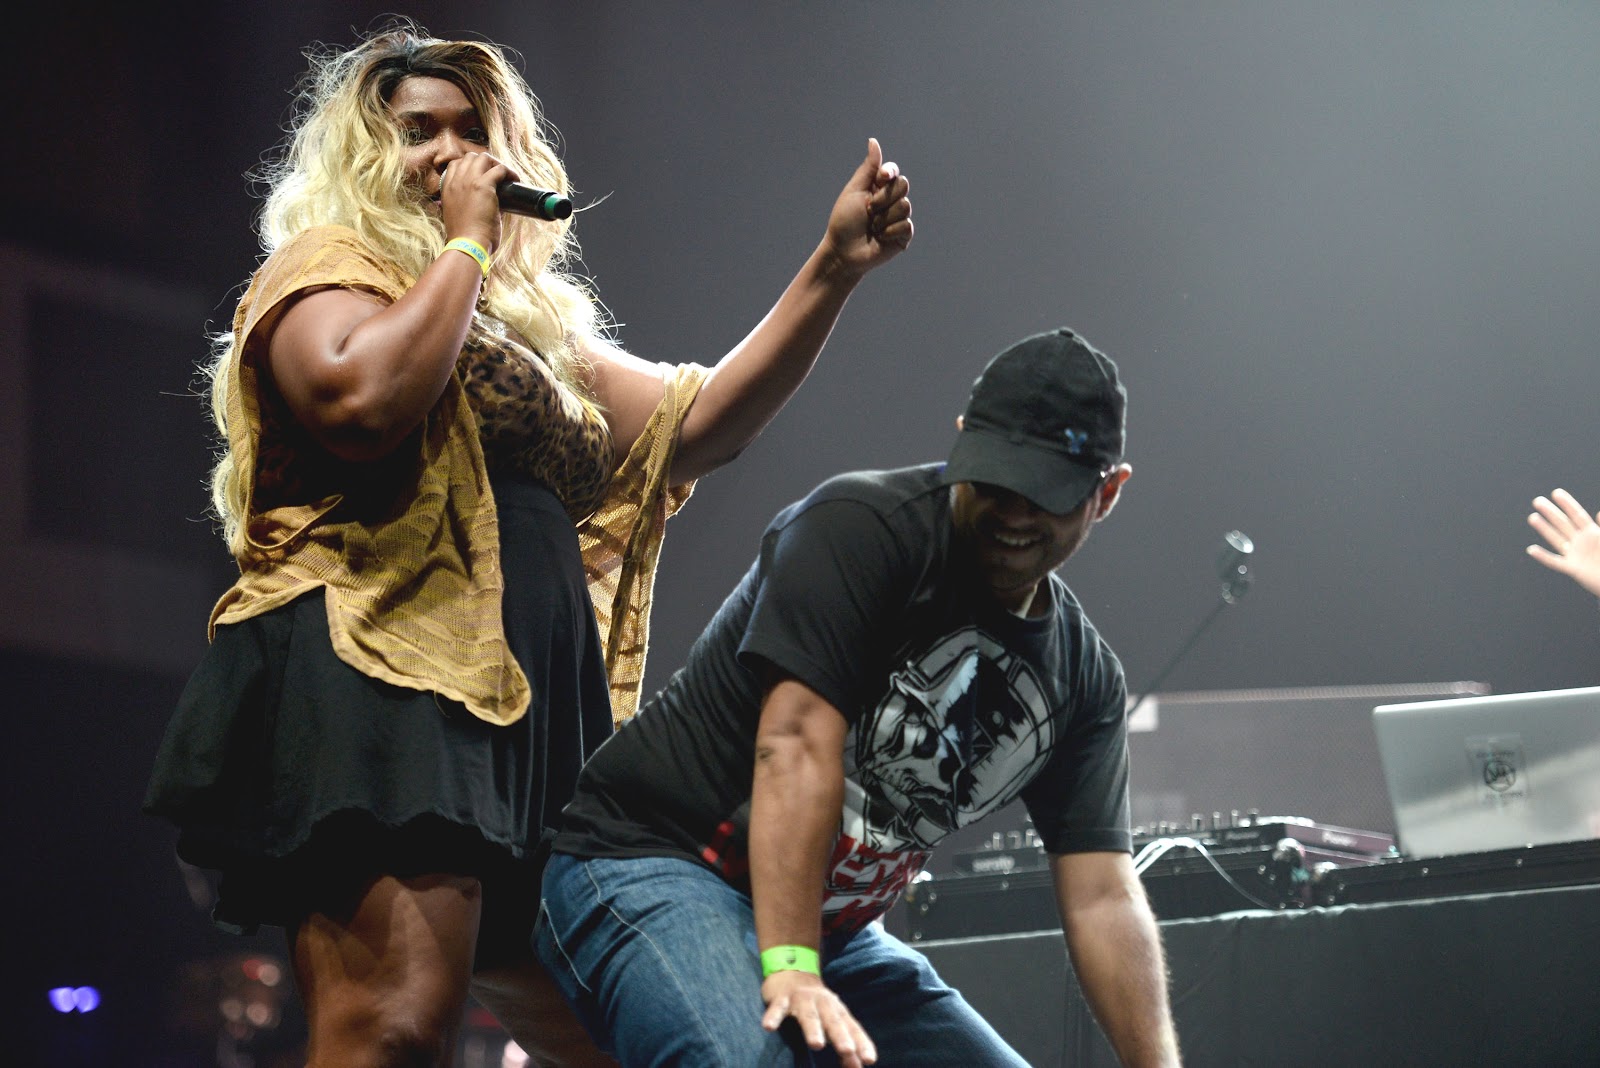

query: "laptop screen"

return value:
[1372, 686, 1600, 859]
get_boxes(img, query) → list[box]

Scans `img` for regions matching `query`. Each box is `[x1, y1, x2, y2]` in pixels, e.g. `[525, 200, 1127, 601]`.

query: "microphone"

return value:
[1216, 530, 1255, 604]
[498, 182, 573, 221]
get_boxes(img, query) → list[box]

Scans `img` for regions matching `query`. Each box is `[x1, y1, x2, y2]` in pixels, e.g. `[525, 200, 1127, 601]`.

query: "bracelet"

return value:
[441, 237, 491, 279]
[760, 945, 821, 978]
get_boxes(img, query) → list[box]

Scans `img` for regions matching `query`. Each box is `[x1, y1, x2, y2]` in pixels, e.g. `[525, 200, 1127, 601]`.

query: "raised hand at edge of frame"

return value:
[1527, 487, 1600, 598]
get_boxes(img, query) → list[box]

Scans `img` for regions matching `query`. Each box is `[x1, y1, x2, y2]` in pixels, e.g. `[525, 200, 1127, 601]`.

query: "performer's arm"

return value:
[1051, 851, 1182, 1068]
[749, 677, 877, 1068]
[266, 151, 511, 461]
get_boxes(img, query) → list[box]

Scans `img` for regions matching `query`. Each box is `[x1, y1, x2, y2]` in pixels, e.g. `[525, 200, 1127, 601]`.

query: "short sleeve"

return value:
[223, 225, 420, 536]
[234, 225, 411, 361]
[737, 499, 916, 722]
[1019, 629, 1133, 855]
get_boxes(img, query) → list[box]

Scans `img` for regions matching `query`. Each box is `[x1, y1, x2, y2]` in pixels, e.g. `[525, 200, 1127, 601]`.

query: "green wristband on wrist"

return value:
[760, 945, 821, 978]
[442, 237, 491, 279]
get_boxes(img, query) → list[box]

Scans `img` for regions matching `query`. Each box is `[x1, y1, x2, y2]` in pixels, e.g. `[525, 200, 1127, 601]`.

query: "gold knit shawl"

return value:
[209, 225, 705, 729]
[579, 362, 705, 725]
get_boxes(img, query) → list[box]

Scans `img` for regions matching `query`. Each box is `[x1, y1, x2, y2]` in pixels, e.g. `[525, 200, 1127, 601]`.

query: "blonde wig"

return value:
[204, 21, 603, 552]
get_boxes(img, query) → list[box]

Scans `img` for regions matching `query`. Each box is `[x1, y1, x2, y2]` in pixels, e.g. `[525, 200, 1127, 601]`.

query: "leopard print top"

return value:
[457, 314, 615, 522]
[252, 313, 615, 525]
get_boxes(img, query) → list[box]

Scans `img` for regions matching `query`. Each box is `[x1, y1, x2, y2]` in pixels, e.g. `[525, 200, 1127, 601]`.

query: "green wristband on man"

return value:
[760, 944, 821, 978]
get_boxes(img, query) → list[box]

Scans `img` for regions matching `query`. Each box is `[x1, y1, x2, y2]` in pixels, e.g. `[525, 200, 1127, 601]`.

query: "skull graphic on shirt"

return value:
[843, 627, 1054, 852]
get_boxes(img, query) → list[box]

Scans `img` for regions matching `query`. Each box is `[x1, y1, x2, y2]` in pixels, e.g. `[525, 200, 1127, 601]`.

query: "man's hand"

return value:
[760, 969, 877, 1068]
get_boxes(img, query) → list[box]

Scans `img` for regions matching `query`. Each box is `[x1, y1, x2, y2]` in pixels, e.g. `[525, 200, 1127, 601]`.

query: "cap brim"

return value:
[940, 429, 1103, 515]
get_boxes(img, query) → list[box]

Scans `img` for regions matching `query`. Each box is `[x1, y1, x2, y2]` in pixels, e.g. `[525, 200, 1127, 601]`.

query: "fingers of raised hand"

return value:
[1527, 541, 1576, 574]
[866, 178, 913, 245]
[1549, 488, 1596, 529]
[1530, 495, 1574, 542]
[1531, 490, 1598, 550]
[1529, 501, 1563, 539]
[869, 170, 910, 209]
[1528, 511, 1570, 558]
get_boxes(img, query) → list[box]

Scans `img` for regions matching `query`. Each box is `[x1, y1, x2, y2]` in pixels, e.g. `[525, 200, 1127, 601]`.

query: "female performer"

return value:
[145, 23, 911, 1067]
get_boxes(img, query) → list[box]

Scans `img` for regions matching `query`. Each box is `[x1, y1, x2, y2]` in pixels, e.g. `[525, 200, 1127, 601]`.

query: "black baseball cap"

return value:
[939, 328, 1126, 514]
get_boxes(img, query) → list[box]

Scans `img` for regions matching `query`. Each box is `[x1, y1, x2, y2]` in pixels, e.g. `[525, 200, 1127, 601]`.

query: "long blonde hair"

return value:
[204, 21, 602, 552]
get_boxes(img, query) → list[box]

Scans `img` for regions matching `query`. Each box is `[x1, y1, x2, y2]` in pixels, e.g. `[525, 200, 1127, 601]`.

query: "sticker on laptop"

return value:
[1466, 735, 1528, 807]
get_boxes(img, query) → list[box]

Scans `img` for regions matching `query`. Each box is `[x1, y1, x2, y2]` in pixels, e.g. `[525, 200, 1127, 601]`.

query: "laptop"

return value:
[1372, 686, 1600, 859]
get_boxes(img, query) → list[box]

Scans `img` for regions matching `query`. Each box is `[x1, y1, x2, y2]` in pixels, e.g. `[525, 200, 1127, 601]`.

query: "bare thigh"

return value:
[292, 872, 482, 1068]
[471, 957, 618, 1068]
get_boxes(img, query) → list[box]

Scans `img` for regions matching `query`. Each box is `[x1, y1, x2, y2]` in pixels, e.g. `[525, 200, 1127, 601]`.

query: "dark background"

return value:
[5, 2, 1597, 1062]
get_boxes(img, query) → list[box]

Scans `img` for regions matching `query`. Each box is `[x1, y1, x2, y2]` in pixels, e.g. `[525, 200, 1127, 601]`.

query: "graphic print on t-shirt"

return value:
[824, 626, 1054, 929]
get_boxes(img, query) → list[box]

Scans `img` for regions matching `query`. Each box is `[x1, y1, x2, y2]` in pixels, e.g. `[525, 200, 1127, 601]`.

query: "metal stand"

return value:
[1127, 531, 1254, 717]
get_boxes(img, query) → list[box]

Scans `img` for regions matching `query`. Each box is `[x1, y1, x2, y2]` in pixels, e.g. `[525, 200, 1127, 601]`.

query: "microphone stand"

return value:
[1126, 531, 1254, 718]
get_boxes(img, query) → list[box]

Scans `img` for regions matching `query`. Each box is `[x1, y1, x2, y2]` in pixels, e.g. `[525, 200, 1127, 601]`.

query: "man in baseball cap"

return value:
[536, 329, 1176, 1067]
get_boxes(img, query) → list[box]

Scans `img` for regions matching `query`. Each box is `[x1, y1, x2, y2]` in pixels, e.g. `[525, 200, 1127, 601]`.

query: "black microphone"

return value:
[498, 182, 573, 221]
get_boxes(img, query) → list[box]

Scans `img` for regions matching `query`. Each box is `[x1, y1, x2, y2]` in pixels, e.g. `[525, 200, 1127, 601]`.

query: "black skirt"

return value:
[143, 475, 612, 969]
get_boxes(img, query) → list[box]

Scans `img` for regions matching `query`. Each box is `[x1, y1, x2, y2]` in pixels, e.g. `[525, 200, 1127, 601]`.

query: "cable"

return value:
[1133, 836, 1279, 911]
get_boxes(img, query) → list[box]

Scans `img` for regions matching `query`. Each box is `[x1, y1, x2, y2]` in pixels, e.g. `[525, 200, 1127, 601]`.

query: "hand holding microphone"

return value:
[439, 158, 573, 223]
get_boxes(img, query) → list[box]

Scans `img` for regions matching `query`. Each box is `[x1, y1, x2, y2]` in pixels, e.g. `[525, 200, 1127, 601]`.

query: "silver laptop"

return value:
[1372, 686, 1600, 859]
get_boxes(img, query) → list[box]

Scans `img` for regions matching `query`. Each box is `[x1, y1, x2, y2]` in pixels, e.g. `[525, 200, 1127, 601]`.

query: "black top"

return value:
[555, 464, 1131, 932]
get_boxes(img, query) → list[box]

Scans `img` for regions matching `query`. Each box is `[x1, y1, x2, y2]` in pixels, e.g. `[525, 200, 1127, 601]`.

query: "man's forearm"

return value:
[749, 739, 841, 952]
[1055, 854, 1181, 1068]
[1063, 891, 1180, 1067]
[748, 680, 848, 955]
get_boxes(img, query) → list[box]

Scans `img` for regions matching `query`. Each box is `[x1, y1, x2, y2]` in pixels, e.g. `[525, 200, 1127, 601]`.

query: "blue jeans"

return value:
[535, 852, 1029, 1067]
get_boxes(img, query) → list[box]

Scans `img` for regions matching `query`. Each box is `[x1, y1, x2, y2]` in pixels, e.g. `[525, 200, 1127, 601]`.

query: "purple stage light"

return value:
[47, 986, 101, 1013]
